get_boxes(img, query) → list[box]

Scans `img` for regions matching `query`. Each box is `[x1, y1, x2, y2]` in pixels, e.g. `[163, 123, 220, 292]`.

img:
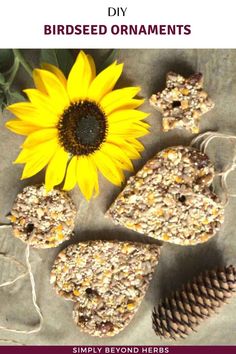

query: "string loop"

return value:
[0, 243, 43, 335]
[191, 131, 236, 205]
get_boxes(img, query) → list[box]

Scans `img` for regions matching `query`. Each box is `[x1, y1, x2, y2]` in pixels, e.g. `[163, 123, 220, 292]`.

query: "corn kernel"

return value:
[127, 302, 136, 310]
[174, 176, 183, 183]
[73, 289, 80, 296]
[180, 88, 189, 95]
[162, 233, 170, 241]
[181, 100, 189, 109]
[55, 224, 63, 232]
[57, 232, 64, 240]
[156, 209, 164, 217]
[192, 126, 199, 134]
[212, 208, 219, 216]
[10, 215, 16, 222]
[202, 219, 209, 225]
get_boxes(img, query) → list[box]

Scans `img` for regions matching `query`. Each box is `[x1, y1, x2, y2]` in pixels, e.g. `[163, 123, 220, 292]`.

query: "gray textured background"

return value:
[0, 49, 236, 345]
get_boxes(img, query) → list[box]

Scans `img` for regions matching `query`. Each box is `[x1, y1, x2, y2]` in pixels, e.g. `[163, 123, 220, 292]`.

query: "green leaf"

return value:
[40, 49, 74, 77]
[0, 89, 8, 111]
[40, 49, 58, 67]
[0, 88, 24, 111]
[98, 49, 118, 73]
[0, 49, 15, 74]
[0, 73, 5, 84]
[9, 91, 25, 103]
[0, 95, 4, 111]
[55, 49, 74, 77]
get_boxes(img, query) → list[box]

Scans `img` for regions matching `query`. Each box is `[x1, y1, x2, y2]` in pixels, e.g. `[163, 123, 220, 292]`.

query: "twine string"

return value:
[0, 243, 43, 334]
[0, 253, 27, 288]
[0, 223, 12, 230]
[0, 339, 23, 345]
[191, 131, 236, 204]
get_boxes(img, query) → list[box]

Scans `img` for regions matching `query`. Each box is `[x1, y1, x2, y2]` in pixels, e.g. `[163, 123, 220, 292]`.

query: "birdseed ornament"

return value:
[50, 240, 160, 337]
[153, 265, 236, 340]
[8, 185, 77, 248]
[149, 72, 214, 133]
[106, 146, 224, 245]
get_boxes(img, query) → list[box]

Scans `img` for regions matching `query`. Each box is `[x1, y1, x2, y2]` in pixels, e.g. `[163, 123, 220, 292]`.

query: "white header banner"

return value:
[0, 0, 235, 48]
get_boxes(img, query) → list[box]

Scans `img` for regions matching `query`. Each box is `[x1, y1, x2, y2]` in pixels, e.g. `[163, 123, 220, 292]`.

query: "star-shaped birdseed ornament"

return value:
[149, 72, 214, 134]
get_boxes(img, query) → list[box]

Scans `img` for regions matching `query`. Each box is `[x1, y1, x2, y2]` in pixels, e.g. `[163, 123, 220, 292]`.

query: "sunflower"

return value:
[6, 51, 149, 200]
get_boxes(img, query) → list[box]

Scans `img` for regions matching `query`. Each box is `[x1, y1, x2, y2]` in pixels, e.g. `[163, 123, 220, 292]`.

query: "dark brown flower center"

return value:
[58, 100, 107, 156]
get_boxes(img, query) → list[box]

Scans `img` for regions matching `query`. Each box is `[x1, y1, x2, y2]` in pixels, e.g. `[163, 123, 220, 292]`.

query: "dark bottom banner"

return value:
[0, 346, 236, 354]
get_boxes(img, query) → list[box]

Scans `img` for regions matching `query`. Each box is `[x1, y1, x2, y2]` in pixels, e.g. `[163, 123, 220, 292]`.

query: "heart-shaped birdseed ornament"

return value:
[8, 185, 76, 248]
[106, 146, 224, 245]
[50, 240, 160, 337]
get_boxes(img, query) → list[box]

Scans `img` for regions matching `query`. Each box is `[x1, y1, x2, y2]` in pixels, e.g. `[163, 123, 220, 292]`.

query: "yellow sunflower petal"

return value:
[14, 138, 58, 164]
[33, 69, 69, 114]
[21, 153, 54, 180]
[33, 69, 47, 94]
[134, 121, 150, 129]
[108, 109, 149, 124]
[101, 86, 140, 106]
[14, 148, 31, 163]
[106, 136, 143, 159]
[91, 150, 124, 186]
[115, 145, 141, 159]
[76, 156, 98, 200]
[127, 138, 145, 152]
[23, 89, 60, 115]
[41, 63, 67, 88]
[104, 98, 144, 115]
[88, 63, 123, 102]
[5, 120, 39, 135]
[100, 143, 134, 172]
[22, 128, 58, 148]
[110, 120, 150, 131]
[87, 54, 96, 80]
[45, 147, 69, 191]
[63, 156, 77, 191]
[133, 129, 150, 138]
[121, 147, 141, 160]
[122, 99, 145, 110]
[110, 128, 149, 139]
[108, 120, 149, 135]
[93, 170, 99, 197]
[100, 87, 141, 114]
[67, 51, 93, 102]
[7, 102, 59, 127]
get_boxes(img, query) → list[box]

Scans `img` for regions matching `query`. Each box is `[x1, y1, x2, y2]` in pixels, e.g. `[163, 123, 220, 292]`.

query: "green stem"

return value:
[6, 57, 20, 88]
[13, 49, 33, 78]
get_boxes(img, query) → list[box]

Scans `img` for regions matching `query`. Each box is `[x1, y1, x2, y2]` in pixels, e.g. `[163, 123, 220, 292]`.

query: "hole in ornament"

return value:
[79, 316, 90, 323]
[85, 288, 99, 299]
[178, 195, 186, 203]
[209, 184, 214, 192]
[172, 101, 181, 108]
[85, 288, 93, 295]
[97, 321, 114, 334]
[25, 223, 34, 233]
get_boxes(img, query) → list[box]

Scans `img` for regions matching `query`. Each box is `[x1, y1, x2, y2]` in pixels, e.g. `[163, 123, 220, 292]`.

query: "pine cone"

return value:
[153, 265, 236, 340]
